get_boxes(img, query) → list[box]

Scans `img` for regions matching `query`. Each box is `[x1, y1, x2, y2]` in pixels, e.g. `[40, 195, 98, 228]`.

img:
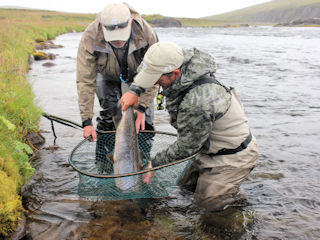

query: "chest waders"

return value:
[95, 42, 155, 170]
[181, 76, 252, 156]
[167, 75, 231, 128]
[169, 75, 252, 156]
[96, 42, 130, 132]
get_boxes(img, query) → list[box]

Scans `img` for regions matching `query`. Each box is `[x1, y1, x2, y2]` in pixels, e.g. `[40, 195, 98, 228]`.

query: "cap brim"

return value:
[102, 24, 131, 42]
[134, 68, 162, 89]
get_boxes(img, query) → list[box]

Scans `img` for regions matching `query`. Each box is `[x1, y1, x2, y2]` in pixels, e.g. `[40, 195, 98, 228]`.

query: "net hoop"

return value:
[68, 130, 198, 179]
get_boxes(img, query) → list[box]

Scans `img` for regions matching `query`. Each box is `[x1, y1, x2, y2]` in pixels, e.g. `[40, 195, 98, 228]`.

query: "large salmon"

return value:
[113, 106, 142, 191]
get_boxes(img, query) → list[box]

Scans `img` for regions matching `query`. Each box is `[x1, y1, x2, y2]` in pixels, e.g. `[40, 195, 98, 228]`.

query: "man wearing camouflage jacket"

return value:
[120, 42, 258, 211]
[77, 3, 158, 140]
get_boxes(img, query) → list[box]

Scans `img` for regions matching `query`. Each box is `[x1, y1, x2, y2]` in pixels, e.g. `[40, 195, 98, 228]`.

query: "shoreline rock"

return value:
[32, 52, 56, 61]
[5, 213, 26, 240]
[151, 17, 182, 28]
[274, 17, 320, 27]
[36, 40, 63, 50]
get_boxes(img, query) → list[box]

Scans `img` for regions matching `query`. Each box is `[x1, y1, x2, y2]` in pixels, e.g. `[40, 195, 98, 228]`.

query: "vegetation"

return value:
[177, 18, 226, 27]
[141, 14, 164, 23]
[204, 0, 320, 24]
[0, 8, 94, 237]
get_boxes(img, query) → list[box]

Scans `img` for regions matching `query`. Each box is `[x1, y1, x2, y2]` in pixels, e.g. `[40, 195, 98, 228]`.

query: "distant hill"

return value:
[204, 0, 320, 24]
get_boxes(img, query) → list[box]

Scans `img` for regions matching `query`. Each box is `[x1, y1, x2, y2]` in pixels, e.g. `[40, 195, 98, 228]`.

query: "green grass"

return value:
[204, 0, 320, 22]
[177, 18, 226, 27]
[0, 8, 94, 236]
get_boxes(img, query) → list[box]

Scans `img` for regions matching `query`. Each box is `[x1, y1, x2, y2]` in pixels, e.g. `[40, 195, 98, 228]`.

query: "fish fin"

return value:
[112, 115, 122, 129]
[138, 151, 146, 169]
[112, 101, 122, 128]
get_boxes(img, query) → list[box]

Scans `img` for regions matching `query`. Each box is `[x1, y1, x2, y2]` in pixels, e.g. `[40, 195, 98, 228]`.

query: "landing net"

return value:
[68, 131, 196, 200]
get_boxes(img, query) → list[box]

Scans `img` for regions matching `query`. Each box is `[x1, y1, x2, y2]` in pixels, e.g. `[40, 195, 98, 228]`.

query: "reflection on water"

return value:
[25, 27, 320, 239]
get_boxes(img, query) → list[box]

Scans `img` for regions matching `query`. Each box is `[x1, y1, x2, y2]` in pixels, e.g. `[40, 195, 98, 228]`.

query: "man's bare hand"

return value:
[142, 161, 154, 184]
[83, 125, 97, 141]
[120, 92, 138, 111]
[134, 110, 145, 133]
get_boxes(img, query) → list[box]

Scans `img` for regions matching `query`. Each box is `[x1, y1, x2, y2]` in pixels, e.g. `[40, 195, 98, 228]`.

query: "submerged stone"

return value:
[42, 62, 56, 67]
[200, 207, 254, 236]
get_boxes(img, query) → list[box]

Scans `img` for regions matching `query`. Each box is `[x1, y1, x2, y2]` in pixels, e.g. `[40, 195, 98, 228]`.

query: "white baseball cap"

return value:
[100, 3, 132, 42]
[134, 42, 184, 88]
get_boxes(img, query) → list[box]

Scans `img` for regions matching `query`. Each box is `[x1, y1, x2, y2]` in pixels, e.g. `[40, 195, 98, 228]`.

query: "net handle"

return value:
[97, 129, 177, 136]
[68, 131, 198, 179]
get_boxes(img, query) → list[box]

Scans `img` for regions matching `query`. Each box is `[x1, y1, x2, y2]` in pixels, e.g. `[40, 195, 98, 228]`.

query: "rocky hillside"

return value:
[204, 0, 320, 24]
[142, 14, 223, 27]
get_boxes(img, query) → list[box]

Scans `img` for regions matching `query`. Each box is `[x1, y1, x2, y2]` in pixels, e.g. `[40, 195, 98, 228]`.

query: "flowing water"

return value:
[24, 27, 320, 239]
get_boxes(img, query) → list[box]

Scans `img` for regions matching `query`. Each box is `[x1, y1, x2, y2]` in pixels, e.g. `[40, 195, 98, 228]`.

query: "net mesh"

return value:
[69, 131, 195, 200]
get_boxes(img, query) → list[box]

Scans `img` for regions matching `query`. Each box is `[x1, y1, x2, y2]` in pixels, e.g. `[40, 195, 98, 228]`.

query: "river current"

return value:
[25, 27, 320, 239]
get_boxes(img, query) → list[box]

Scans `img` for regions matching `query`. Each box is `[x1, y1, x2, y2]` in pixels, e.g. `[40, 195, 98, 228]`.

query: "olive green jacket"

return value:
[152, 48, 254, 168]
[77, 4, 158, 122]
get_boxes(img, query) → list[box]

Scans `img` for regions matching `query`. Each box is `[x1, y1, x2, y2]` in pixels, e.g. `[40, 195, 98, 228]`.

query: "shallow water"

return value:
[25, 27, 320, 239]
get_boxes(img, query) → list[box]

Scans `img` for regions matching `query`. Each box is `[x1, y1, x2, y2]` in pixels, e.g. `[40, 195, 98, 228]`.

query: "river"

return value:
[24, 27, 320, 239]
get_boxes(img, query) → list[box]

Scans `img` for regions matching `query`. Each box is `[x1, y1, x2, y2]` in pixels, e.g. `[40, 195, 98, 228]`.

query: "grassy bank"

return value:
[0, 8, 94, 237]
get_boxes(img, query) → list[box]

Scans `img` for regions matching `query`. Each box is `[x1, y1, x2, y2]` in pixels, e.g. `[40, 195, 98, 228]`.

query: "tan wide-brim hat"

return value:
[100, 3, 132, 42]
[134, 42, 184, 89]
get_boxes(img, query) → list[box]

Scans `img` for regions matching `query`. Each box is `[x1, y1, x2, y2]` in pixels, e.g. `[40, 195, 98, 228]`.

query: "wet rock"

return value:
[48, 53, 56, 60]
[35, 38, 46, 43]
[6, 213, 26, 240]
[25, 132, 45, 161]
[32, 52, 49, 61]
[32, 52, 56, 61]
[42, 62, 56, 67]
[26, 132, 45, 148]
[43, 145, 60, 152]
[36, 40, 63, 50]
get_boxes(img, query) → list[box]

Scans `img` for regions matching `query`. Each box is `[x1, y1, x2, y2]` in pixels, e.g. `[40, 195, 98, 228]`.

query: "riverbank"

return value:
[0, 8, 93, 237]
[21, 27, 320, 240]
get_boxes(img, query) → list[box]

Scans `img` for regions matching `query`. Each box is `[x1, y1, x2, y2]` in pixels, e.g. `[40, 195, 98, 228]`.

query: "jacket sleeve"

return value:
[76, 28, 97, 122]
[138, 85, 159, 108]
[137, 19, 159, 108]
[151, 90, 213, 167]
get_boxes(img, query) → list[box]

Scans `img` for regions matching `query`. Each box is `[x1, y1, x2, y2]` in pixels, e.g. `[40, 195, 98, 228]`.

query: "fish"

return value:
[112, 106, 142, 191]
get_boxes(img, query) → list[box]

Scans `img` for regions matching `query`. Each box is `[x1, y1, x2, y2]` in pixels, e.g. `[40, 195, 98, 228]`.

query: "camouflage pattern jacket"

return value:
[76, 4, 158, 122]
[152, 48, 251, 167]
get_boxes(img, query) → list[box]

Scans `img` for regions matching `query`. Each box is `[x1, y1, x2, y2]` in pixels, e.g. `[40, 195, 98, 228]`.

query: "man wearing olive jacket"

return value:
[77, 3, 158, 141]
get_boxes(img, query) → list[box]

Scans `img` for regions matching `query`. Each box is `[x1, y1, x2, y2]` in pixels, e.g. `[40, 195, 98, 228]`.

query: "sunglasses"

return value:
[103, 19, 130, 31]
